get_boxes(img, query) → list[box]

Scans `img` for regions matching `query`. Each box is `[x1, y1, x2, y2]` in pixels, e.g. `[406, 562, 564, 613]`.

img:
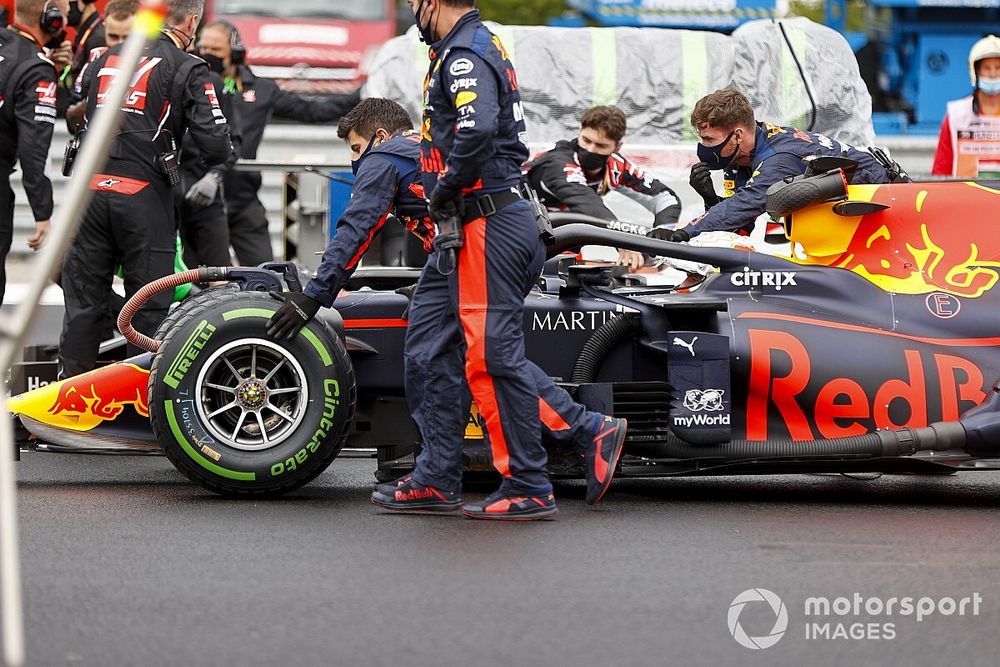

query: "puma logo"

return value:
[672, 336, 697, 356]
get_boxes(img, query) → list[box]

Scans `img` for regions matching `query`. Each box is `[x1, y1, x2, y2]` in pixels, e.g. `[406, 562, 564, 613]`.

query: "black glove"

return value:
[689, 162, 720, 208]
[646, 227, 690, 243]
[266, 291, 321, 341]
[428, 186, 465, 222]
[653, 205, 681, 229]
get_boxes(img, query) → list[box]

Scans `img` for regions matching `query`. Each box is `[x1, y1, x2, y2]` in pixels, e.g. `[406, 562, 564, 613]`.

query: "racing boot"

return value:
[371, 477, 461, 513]
[461, 490, 558, 521]
[585, 416, 628, 505]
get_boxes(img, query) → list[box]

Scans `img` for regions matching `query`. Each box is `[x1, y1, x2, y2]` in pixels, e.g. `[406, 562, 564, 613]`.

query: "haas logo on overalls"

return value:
[96, 56, 163, 111]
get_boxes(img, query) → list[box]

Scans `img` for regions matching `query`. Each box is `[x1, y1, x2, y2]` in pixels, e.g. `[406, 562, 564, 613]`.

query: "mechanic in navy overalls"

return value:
[366, 0, 627, 521]
[265, 98, 435, 309]
[266, 92, 626, 519]
[651, 88, 899, 243]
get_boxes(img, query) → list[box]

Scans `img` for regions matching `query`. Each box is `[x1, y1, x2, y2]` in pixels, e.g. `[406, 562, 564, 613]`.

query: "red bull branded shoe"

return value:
[374, 473, 413, 498]
[585, 416, 628, 505]
[371, 478, 461, 513]
[462, 490, 558, 521]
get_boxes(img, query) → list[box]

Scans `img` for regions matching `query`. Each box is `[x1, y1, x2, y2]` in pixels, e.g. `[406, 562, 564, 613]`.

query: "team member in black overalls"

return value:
[56, 0, 103, 114]
[196, 21, 359, 267]
[366, 0, 628, 521]
[58, 0, 233, 376]
[177, 55, 243, 268]
[0, 0, 67, 303]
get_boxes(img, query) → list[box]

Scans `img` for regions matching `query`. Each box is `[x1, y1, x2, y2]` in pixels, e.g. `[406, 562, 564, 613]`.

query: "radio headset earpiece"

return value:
[216, 20, 246, 66]
[40, 0, 66, 35]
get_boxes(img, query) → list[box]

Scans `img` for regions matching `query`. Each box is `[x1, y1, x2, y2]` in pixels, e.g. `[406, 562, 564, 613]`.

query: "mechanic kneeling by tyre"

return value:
[58, 0, 233, 378]
[266, 80, 628, 520]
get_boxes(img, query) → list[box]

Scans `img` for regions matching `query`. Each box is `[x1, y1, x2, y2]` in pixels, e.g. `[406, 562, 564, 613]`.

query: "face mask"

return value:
[166, 25, 194, 50]
[980, 77, 1000, 95]
[576, 146, 607, 172]
[67, 3, 83, 27]
[351, 134, 382, 175]
[696, 128, 739, 170]
[200, 52, 225, 74]
[414, 0, 435, 45]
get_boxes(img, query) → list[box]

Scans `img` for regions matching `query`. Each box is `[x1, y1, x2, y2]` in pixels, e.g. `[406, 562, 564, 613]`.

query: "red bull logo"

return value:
[791, 182, 1000, 298]
[745, 326, 989, 441]
[7, 362, 150, 432]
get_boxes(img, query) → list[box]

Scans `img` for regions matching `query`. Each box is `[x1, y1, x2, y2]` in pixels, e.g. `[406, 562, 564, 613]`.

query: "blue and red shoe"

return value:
[585, 416, 627, 505]
[462, 490, 558, 521]
[375, 473, 413, 498]
[371, 477, 461, 513]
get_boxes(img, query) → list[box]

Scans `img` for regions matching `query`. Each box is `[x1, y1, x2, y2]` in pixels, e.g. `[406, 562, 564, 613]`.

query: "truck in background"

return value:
[205, 0, 399, 96]
[0, 0, 400, 97]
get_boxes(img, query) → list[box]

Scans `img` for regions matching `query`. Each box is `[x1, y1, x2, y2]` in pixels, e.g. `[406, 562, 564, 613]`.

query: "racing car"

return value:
[8, 164, 1000, 497]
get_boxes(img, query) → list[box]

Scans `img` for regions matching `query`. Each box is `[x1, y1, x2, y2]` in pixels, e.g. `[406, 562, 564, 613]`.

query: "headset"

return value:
[40, 0, 66, 35]
[215, 19, 246, 66]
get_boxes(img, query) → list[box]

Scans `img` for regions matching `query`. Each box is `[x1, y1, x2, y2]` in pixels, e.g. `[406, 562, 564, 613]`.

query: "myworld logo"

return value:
[728, 588, 788, 650]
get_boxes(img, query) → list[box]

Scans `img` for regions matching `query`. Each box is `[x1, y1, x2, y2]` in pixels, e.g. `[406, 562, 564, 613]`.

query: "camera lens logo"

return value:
[728, 588, 788, 650]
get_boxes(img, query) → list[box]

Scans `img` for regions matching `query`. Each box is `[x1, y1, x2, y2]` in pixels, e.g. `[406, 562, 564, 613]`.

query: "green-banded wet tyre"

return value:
[155, 284, 239, 336]
[148, 290, 356, 496]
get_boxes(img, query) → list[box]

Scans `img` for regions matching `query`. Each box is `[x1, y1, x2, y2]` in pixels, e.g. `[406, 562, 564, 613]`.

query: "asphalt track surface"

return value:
[11, 452, 1000, 667]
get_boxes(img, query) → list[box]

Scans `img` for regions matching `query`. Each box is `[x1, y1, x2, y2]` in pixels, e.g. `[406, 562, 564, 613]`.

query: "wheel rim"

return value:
[194, 338, 310, 451]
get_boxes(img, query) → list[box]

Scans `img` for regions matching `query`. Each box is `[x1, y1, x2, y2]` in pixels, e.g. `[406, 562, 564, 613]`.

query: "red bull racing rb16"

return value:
[9, 165, 1000, 497]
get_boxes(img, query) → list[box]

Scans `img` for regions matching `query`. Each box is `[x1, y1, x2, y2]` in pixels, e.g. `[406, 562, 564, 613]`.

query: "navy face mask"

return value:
[696, 129, 739, 170]
[351, 134, 381, 175]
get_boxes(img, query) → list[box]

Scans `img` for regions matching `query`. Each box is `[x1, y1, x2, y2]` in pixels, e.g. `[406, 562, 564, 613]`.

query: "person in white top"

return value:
[932, 35, 1000, 178]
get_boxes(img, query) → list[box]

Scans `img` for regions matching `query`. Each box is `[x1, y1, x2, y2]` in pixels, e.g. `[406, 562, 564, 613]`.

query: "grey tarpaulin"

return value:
[731, 17, 876, 146]
[363, 17, 875, 148]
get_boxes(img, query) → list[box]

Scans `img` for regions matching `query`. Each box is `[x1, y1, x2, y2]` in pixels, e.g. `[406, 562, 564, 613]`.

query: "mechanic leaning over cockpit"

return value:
[651, 88, 907, 244]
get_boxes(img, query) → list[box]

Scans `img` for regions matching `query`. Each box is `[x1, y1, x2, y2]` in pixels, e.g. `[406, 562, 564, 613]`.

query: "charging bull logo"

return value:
[795, 182, 1000, 298]
[47, 363, 150, 426]
[6, 362, 151, 432]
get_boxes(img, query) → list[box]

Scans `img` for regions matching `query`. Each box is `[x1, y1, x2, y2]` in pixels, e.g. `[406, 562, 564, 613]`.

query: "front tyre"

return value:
[149, 290, 356, 496]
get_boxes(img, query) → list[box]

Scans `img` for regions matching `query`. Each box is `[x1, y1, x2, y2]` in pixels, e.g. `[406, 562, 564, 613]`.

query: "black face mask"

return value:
[67, 3, 83, 28]
[200, 52, 226, 74]
[576, 145, 607, 172]
[414, 0, 435, 45]
[696, 128, 739, 170]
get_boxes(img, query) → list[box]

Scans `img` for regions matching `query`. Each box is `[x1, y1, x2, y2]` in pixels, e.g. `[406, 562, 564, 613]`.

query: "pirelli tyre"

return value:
[148, 290, 356, 496]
